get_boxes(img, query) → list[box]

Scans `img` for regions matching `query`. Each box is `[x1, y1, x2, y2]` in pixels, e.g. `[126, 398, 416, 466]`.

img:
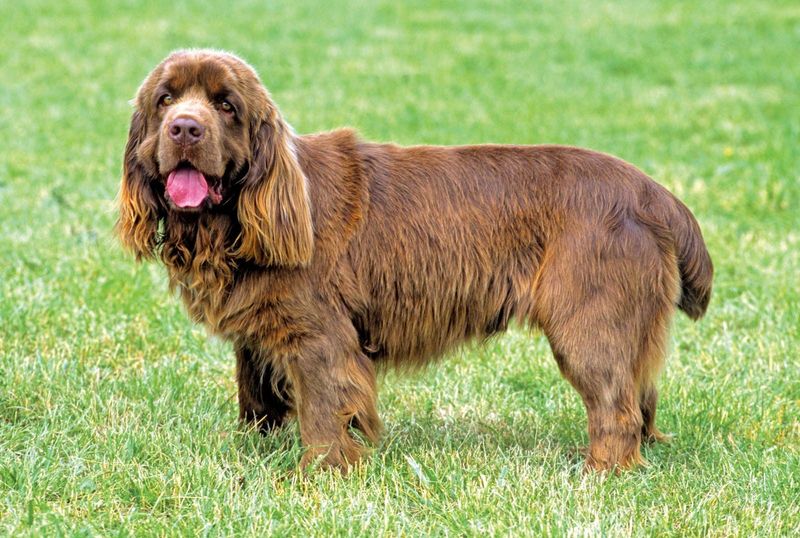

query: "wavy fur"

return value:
[235, 115, 314, 267]
[117, 50, 713, 473]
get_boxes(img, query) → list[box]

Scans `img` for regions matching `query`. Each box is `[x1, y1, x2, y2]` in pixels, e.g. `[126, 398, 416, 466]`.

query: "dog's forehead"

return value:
[140, 52, 255, 96]
[162, 55, 244, 93]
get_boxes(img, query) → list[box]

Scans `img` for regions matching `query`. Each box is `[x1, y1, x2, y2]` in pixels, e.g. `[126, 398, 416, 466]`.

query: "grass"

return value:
[1, 0, 798, 535]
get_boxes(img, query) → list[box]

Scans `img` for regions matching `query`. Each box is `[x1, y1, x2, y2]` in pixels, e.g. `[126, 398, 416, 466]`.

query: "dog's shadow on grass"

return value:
[236, 412, 592, 477]
[379, 414, 588, 469]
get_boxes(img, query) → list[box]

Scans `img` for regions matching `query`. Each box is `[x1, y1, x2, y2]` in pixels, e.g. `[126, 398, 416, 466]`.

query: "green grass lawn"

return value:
[1, 0, 798, 535]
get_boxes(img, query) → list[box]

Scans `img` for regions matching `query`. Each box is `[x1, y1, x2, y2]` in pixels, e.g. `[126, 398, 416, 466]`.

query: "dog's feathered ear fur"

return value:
[116, 109, 160, 260]
[235, 109, 314, 267]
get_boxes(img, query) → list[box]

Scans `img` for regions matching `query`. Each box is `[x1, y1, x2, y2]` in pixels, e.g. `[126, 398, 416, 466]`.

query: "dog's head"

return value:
[117, 49, 313, 267]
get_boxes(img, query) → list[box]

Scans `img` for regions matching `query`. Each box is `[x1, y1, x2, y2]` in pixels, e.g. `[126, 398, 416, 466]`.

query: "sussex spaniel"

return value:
[117, 50, 713, 472]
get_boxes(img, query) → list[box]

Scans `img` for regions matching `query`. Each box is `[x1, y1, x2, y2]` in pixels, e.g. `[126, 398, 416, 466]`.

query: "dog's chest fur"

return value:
[160, 213, 239, 331]
[160, 212, 320, 357]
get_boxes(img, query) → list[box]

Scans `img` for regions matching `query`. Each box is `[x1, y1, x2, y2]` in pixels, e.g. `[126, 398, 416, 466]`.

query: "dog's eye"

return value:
[219, 100, 234, 114]
[159, 94, 173, 107]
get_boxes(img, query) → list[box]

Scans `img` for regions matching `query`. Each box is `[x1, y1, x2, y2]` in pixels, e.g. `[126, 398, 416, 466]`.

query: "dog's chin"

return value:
[165, 198, 209, 214]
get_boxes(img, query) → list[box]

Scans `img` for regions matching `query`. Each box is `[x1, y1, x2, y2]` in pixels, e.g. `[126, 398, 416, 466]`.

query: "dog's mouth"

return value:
[165, 162, 223, 209]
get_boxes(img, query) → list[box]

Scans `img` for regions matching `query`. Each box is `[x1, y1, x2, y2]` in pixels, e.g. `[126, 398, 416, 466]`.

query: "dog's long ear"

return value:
[235, 110, 313, 267]
[116, 109, 160, 260]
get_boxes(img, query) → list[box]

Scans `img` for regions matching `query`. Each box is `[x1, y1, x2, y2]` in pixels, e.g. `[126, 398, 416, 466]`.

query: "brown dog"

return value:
[117, 50, 712, 472]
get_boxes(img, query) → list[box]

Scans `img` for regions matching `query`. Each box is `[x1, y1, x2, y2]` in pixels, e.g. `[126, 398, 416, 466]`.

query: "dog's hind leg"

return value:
[638, 324, 674, 444]
[533, 219, 679, 471]
[547, 335, 647, 471]
[640, 382, 671, 443]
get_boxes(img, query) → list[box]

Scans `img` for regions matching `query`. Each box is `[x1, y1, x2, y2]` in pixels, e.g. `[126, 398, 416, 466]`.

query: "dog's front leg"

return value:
[235, 343, 293, 432]
[285, 330, 382, 473]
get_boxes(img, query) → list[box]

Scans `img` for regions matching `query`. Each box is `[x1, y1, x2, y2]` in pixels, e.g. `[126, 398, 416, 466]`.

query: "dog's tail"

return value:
[661, 193, 713, 320]
[636, 183, 713, 320]
[670, 197, 713, 319]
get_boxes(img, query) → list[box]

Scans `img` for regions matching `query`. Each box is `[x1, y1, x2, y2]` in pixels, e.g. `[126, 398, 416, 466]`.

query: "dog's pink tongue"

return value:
[166, 168, 209, 208]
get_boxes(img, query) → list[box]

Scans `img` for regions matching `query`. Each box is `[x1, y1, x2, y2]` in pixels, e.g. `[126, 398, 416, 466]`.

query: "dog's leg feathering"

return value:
[282, 318, 381, 473]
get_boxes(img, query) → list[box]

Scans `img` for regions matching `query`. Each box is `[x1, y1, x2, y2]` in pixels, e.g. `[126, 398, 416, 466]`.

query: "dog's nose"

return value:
[168, 117, 205, 146]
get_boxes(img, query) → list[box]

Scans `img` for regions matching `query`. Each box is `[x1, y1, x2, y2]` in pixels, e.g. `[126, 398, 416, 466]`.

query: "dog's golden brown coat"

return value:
[117, 50, 712, 472]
